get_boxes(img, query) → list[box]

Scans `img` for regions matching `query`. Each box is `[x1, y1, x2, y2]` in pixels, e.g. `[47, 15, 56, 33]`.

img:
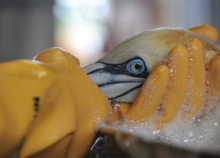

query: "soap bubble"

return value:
[97, 70, 220, 155]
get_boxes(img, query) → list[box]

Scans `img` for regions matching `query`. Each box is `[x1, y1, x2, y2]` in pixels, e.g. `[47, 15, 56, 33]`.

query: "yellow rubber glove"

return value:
[21, 47, 110, 158]
[181, 39, 205, 122]
[199, 55, 220, 116]
[208, 56, 220, 93]
[189, 24, 219, 43]
[154, 45, 189, 128]
[125, 66, 169, 123]
[0, 48, 110, 158]
[0, 24, 219, 157]
[124, 24, 218, 129]
[0, 60, 68, 158]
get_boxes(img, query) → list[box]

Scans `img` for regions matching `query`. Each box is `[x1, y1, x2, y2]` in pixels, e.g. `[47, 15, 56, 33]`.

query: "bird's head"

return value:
[83, 27, 219, 103]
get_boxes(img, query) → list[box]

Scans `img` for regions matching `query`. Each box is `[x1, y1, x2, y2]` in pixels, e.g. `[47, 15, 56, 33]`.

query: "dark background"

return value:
[0, 0, 220, 66]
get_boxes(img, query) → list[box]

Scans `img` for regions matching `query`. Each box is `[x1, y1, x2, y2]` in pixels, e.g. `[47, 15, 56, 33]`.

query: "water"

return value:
[97, 77, 220, 154]
[96, 58, 220, 154]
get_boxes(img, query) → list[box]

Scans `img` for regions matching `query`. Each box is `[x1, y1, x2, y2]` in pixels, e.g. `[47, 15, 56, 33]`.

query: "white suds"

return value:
[98, 92, 220, 154]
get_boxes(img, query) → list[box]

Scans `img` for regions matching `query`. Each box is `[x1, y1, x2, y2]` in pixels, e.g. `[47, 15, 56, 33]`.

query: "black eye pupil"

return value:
[135, 64, 141, 70]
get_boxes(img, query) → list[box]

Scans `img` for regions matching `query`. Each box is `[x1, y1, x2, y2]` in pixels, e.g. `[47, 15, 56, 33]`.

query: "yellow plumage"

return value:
[99, 28, 220, 71]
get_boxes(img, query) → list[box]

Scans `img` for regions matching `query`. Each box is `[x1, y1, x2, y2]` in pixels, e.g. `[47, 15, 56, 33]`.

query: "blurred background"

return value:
[0, 0, 220, 67]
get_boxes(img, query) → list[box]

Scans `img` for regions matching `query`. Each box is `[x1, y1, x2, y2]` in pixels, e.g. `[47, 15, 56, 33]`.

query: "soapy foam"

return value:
[97, 69, 220, 154]
[99, 98, 220, 153]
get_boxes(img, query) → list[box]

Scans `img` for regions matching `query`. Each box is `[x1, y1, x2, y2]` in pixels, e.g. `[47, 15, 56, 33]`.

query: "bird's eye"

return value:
[126, 58, 145, 74]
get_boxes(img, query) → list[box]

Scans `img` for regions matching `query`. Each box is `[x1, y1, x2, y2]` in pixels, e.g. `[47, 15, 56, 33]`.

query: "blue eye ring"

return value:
[126, 58, 145, 74]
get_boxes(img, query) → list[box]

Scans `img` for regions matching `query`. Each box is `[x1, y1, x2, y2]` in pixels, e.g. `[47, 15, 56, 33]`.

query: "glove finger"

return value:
[154, 45, 189, 129]
[27, 133, 73, 158]
[20, 82, 76, 158]
[181, 39, 206, 122]
[21, 48, 79, 158]
[189, 24, 219, 43]
[208, 55, 220, 93]
[108, 103, 131, 123]
[0, 60, 63, 158]
[32, 47, 110, 158]
[200, 55, 220, 116]
[125, 66, 169, 123]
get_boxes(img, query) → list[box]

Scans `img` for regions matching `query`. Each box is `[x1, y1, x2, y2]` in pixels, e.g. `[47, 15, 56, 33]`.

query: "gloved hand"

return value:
[124, 24, 220, 129]
[0, 24, 220, 158]
[0, 48, 110, 158]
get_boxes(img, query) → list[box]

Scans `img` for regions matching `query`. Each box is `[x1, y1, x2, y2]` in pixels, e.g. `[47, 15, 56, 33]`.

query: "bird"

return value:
[83, 26, 220, 103]
[83, 24, 220, 154]
[1, 24, 219, 158]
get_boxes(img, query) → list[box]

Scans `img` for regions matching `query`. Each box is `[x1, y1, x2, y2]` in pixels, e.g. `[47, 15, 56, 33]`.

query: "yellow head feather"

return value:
[98, 28, 220, 71]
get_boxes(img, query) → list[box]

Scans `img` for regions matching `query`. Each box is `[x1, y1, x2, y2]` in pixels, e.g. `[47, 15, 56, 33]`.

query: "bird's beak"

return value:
[83, 63, 145, 103]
